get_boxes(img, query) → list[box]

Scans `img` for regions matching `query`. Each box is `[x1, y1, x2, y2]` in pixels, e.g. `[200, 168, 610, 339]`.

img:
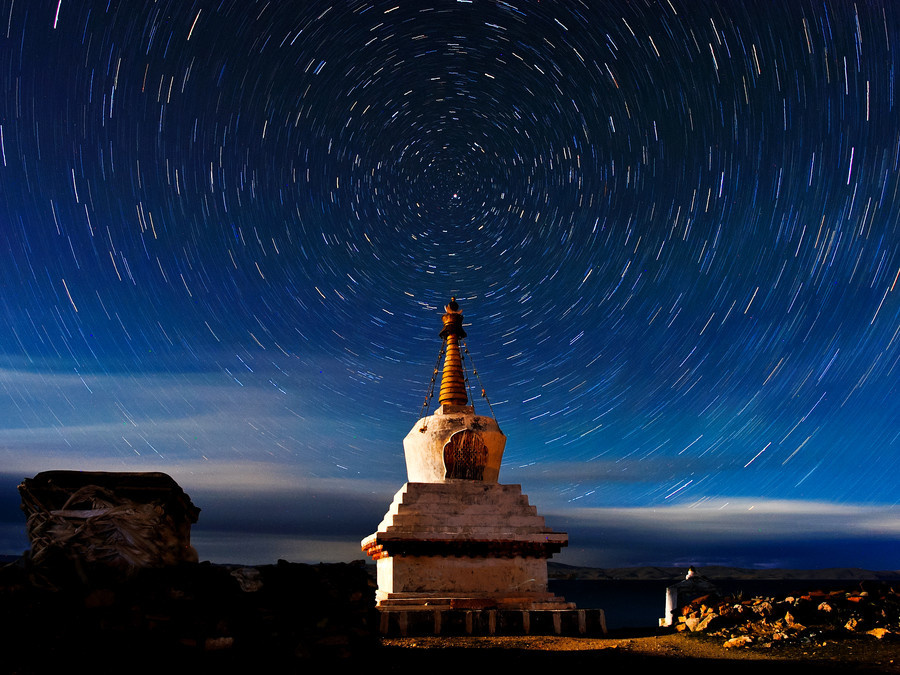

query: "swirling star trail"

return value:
[1, 1, 898, 568]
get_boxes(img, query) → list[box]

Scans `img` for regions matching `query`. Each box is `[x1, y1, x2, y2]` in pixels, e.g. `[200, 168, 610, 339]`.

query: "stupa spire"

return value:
[438, 297, 468, 407]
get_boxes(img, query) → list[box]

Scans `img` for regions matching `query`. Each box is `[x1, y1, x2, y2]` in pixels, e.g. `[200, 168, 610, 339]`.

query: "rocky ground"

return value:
[0, 558, 379, 673]
[380, 631, 900, 673]
[667, 582, 900, 666]
[3, 557, 899, 673]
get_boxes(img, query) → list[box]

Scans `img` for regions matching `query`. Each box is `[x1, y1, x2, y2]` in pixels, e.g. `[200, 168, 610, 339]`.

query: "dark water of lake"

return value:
[549, 578, 866, 629]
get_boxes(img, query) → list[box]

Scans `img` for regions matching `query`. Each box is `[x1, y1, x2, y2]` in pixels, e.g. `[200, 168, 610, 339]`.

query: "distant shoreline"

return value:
[5, 553, 897, 584]
[547, 562, 900, 582]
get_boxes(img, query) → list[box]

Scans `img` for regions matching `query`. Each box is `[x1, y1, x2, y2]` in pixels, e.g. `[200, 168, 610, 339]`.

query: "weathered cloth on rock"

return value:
[19, 470, 200, 573]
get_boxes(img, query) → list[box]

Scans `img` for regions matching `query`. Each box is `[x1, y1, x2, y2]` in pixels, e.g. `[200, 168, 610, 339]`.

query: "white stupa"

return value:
[361, 298, 571, 610]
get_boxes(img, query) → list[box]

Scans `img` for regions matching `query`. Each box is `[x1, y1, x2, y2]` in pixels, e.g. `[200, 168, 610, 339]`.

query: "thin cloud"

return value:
[562, 499, 900, 539]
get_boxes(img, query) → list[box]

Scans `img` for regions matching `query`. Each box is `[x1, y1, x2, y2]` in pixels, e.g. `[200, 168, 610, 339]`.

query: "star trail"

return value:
[1, 0, 898, 569]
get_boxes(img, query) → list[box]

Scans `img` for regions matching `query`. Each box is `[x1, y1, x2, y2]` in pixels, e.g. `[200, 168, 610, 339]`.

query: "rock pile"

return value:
[674, 584, 900, 648]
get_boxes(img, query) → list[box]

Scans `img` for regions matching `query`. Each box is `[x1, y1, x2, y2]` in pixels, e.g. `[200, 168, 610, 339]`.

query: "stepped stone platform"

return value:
[362, 481, 570, 610]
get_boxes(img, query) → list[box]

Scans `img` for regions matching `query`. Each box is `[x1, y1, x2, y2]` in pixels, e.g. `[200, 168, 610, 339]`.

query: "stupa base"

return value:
[362, 481, 571, 613]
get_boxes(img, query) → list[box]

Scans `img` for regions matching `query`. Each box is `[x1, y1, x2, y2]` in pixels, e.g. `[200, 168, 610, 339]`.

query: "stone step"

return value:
[389, 504, 540, 518]
[382, 510, 540, 526]
[401, 482, 526, 494]
[398, 483, 531, 500]
[400, 499, 537, 512]
[378, 523, 554, 539]
[378, 528, 554, 539]
[374, 527, 557, 539]
[377, 591, 565, 602]
[384, 514, 547, 529]
[393, 505, 535, 520]
[399, 493, 535, 508]
[397, 500, 535, 514]
[373, 530, 568, 542]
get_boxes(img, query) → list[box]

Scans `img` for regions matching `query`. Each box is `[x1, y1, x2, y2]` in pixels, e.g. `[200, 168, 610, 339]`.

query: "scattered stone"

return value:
[230, 567, 263, 592]
[204, 636, 234, 650]
[783, 611, 806, 631]
[682, 616, 701, 632]
[695, 612, 718, 632]
[867, 628, 891, 640]
[671, 581, 900, 650]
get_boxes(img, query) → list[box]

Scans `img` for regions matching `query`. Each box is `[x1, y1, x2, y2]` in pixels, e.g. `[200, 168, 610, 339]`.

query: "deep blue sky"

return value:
[1, 0, 898, 570]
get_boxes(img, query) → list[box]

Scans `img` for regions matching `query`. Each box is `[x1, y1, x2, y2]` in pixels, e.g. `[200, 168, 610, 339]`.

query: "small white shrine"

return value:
[361, 298, 571, 611]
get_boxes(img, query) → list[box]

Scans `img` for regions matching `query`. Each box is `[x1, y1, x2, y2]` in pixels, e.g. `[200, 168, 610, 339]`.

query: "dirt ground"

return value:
[378, 630, 900, 673]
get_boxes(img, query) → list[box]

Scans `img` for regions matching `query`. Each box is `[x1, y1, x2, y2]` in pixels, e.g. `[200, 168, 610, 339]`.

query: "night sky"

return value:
[1, 0, 898, 570]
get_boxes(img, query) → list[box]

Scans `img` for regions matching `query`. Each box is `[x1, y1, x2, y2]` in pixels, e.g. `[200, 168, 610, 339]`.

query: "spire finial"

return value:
[439, 297, 468, 406]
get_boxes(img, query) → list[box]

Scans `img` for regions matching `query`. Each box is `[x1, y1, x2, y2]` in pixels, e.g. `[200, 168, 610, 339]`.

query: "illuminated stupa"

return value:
[361, 298, 571, 612]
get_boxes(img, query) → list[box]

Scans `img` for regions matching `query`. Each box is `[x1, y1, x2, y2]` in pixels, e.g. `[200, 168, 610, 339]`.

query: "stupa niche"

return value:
[361, 298, 571, 612]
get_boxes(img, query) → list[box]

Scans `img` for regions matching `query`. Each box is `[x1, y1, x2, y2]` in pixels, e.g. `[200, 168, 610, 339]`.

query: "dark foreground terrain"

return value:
[2, 558, 898, 673]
